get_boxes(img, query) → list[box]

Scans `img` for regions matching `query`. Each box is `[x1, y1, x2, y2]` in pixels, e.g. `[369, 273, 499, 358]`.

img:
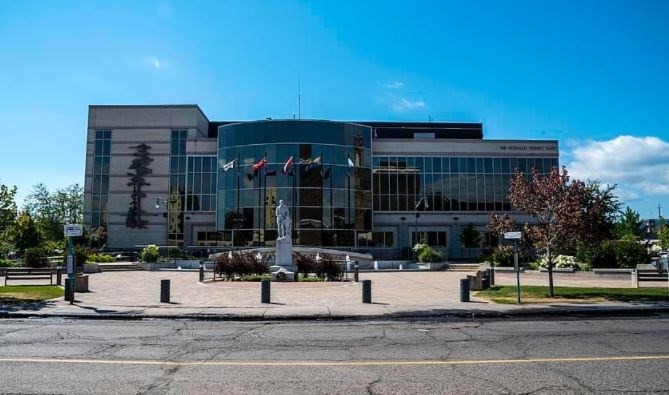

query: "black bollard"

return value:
[160, 279, 170, 303]
[460, 278, 470, 302]
[56, 268, 63, 286]
[488, 267, 495, 286]
[354, 263, 359, 283]
[199, 263, 205, 283]
[261, 279, 271, 303]
[362, 280, 372, 303]
[65, 278, 75, 304]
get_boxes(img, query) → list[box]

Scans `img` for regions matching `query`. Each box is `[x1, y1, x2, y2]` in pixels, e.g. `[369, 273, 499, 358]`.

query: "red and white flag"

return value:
[282, 155, 294, 175]
[252, 157, 267, 172]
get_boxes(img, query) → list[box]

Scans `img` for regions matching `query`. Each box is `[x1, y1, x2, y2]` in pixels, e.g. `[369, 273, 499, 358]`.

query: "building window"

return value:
[168, 130, 187, 247]
[372, 155, 557, 213]
[186, 155, 217, 212]
[91, 130, 111, 247]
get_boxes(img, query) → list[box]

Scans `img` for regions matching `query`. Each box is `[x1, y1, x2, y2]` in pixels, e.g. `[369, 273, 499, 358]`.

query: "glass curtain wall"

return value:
[217, 121, 372, 247]
[168, 130, 187, 247]
[373, 156, 559, 212]
[91, 130, 111, 247]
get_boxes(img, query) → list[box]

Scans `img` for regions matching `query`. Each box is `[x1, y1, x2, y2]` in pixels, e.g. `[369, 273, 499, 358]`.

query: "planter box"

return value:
[75, 274, 89, 292]
[83, 263, 99, 273]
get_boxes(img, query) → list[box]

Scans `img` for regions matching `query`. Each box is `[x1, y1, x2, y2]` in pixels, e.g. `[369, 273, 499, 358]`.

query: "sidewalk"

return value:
[1, 271, 668, 320]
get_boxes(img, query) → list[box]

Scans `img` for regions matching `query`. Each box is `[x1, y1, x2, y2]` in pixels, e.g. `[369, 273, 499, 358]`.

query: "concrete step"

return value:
[99, 263, 144, 272]
[445, 264, 480, 272]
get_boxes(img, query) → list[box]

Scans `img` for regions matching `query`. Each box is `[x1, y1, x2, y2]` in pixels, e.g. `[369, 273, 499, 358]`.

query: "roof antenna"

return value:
[298, 79, 301, 120]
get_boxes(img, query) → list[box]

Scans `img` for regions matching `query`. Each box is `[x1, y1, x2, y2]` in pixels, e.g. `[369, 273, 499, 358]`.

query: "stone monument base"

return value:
[270, 267, 297, 282]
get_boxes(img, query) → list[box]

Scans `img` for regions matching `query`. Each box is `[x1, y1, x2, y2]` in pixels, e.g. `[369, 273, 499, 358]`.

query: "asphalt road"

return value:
[0, 315, 668, 394]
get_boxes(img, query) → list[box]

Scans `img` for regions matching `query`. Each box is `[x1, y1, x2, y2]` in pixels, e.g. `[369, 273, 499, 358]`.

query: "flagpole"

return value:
[320, 152, 324, 244]
[329, 164, 333, 235]
[262, 153, 267, 244]
[236, 153, 240, 248]
[292, 152, 296, 239]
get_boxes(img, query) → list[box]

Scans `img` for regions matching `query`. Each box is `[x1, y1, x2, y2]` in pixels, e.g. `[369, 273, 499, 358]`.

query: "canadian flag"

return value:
[282, 155, 294, 175]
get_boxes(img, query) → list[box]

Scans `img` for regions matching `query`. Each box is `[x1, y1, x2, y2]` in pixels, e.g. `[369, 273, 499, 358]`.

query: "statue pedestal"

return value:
[274, 236, 296, 273]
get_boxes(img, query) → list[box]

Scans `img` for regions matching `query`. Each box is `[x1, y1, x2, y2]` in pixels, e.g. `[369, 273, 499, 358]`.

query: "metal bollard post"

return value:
[261, 279, 271, 303]
[56, 268, 63, 286]
[160, 279, 170, 303]
[460, 278, 470, 302]
[65, 278, 75, 304]
[489, 267, 495, 286]
[199, 263, 205, 283]
[354, 263, 359, 283]
[362, 280, 372, 303]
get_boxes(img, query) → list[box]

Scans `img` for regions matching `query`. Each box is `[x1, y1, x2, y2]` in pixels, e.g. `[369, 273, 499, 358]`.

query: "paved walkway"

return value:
[1, 270, 667, 319]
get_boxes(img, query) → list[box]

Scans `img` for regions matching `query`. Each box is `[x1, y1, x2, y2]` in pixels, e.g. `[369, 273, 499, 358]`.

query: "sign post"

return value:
[504, 231, 522, 304]
[64, 224, 83, 304]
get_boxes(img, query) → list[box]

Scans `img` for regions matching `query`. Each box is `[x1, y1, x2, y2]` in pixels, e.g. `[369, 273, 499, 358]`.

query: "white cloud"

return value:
[567, 135, 669, 201]
[391, 97, 425, 113]
[147, 56, 168, 70]
[384, 81, 404, 89]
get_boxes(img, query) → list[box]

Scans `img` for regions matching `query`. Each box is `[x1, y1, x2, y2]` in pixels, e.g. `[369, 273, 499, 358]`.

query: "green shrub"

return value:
[0, 259, 17, 267]
[578, 240, 650, 268]
[73, 245, 88, 266]
[489, 246, 514, 267]
[24, 247, 49, 268]
[413, 243, 444, 263]
[87, 253, 115, 263]
[140, 245, 160, 263]
[239, 274, 271, 281]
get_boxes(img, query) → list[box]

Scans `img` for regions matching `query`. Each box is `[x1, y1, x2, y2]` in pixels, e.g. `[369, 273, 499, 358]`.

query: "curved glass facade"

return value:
[217, 120, 372, 247]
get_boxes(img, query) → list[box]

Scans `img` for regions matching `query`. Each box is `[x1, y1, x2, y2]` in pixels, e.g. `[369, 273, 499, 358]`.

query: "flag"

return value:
[282, 155, 294, 175]
[305, 155, 322, 174]
[222, 159, 235, 172]
[347, 155, 355, 175]
[415, 196, 429, 210]
[247, 157, 267, 180]
[322, 167, 331, 179]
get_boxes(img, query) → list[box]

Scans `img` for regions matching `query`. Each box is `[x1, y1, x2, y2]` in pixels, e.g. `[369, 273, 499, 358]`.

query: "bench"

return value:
[4, 268, 54, 285]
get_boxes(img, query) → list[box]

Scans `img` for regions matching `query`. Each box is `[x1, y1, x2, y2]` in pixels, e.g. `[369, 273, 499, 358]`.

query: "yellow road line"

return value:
[0, 355, 667, 367]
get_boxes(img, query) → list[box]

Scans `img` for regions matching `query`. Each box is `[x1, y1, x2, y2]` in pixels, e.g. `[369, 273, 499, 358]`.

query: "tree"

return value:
[658, 218, 669, 251]
[126, 144, 153, 229]
[507, 166, 586, 297]
[13, 211, 42, 253]
[0, 180, 17, 256]
[24, 183, 84, 243]
[460, 223, 482, 257]
[580, 181, 620, 247]
[614, 207, 642, 240]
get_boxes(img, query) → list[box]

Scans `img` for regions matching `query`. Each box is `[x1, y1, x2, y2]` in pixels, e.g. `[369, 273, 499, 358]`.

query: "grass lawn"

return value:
[476, 285, 669, 304]
[0, 286, 64, 304]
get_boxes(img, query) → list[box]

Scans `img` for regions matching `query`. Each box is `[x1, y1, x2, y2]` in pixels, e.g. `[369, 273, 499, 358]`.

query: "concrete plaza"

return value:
[2, 269, 667, 319]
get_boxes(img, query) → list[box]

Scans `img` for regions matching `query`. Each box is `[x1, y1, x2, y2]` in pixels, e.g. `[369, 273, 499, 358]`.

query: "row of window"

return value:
[373, 156, 558, 175]
[168, 130, 188, 246]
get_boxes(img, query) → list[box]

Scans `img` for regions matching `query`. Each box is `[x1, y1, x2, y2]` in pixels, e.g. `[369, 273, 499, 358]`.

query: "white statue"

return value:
[275, 199, 291, 239]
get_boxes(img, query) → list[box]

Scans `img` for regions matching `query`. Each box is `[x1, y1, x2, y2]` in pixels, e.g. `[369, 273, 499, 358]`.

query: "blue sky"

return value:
[0, 0, 667, 218]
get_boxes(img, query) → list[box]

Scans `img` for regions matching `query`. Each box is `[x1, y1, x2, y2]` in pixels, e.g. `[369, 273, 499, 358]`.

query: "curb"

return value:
[2, 305, 668, 322]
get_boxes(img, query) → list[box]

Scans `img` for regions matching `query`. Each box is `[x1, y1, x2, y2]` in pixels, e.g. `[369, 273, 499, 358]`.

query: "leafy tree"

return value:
[13, 211, 42, 253]
[0, 180, 17, 255]
[658, 218, 669, 251]
[24, 183, 84, 243]
[506, 166, 586, 297]
[580, 181, 620, 247]
[614, 207, 642, 240]
[460, 222, 482, 257]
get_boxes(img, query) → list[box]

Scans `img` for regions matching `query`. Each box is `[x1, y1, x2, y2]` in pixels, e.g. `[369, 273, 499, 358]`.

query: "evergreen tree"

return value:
[126, 144, 153, 229]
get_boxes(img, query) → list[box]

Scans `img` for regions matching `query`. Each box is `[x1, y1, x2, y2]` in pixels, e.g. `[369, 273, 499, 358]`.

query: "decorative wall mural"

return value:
[126, 143, 153, 228]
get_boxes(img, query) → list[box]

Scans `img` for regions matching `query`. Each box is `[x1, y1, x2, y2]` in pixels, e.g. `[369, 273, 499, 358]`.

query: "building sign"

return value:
[498, 145, 557, 152]
[64, 224, 84, 237]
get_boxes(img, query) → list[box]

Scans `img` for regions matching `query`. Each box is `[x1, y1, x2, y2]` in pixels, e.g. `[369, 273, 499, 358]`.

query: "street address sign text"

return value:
[504, 231, 522, 240]
[64, 224, 83, 237]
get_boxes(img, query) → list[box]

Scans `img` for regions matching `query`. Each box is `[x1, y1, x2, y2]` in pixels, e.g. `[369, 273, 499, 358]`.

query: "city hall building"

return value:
[84, 105, 558, 260]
